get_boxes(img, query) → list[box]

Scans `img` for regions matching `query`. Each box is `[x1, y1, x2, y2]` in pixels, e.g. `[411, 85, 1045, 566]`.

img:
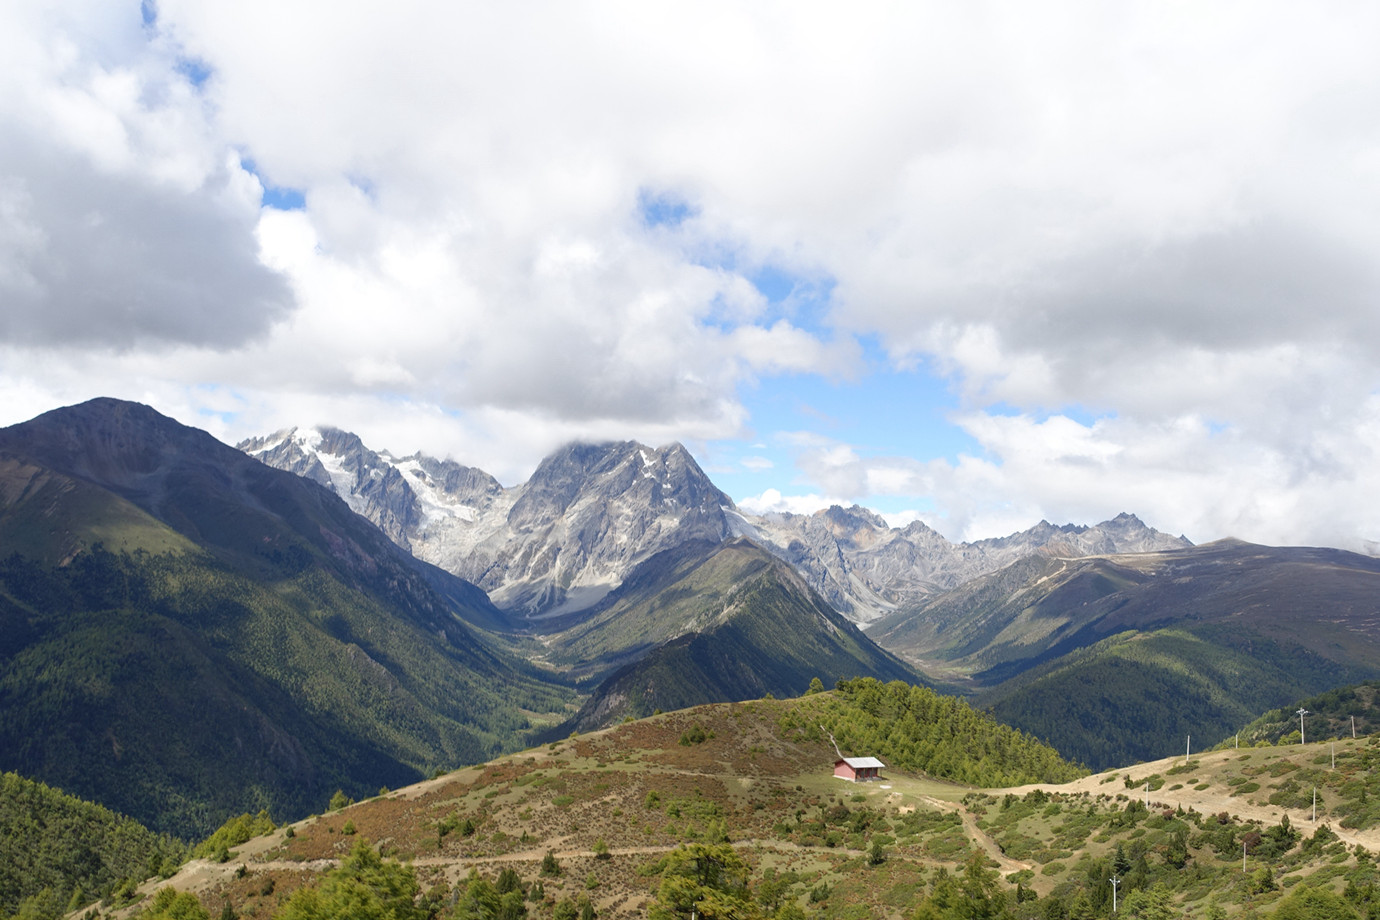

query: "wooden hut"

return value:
[834, 756, 885, 782]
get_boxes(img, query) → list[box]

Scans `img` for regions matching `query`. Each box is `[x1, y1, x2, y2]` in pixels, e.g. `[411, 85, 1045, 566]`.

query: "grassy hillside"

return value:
[0, 771, 184, 918]
[90, 696, 1380, 920]
[556, 542, 920, 731]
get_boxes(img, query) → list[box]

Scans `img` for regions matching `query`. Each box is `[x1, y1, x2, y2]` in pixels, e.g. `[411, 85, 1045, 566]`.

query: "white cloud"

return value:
[737, 488, 846, 518]
[766, 406, 1380, 550]
[2, 0, 1379, 550]
[0, 2, 291, 349]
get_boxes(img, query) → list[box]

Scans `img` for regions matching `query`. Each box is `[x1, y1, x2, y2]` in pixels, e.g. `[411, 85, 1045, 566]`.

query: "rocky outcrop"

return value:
[742, 506, 1190, 621]
[241, 434, 738, 617]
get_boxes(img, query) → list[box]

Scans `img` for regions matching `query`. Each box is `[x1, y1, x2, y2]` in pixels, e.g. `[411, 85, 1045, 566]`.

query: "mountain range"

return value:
[239, 426, 1190, 622]
[5, 397, 1380, 839]
[0, 400, 920, 834]
[872, 539, 1380, 767]
[236, 421, 1380, 770]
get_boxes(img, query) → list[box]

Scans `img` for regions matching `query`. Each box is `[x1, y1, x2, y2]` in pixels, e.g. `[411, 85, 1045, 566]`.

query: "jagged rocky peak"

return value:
[240, 431, 740, 618]
[508, 440, 731, 531]
[239, 428, 332, 488]
[239, 426, 427, 550]
[820, 504, 890, 536]
[403, 454, 502, 501]
[507, 442, 630, 528]
[485, 439, 739, 614]
[237, 420, 1192, 625]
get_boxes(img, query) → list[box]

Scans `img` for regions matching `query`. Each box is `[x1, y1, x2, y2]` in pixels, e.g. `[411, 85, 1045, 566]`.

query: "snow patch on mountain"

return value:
[240, 429, 1192, 624]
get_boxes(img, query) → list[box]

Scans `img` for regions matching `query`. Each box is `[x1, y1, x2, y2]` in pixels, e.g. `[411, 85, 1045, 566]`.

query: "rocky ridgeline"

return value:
[240, 431, 1191, 622]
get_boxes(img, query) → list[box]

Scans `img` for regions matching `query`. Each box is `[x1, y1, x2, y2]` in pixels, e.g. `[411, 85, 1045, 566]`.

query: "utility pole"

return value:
[1353, 715, 1357, 739]
[1110, 875, 1121, 913]
[1144, 782, 1149, 809]
[1186, 734, 1191, 763]
[1298, 708, 1309, 745]
[1243, 840, 1247, 873]
[1313, 787, 1317, 822]
[1332, 742, 1336, 770]
[1236, 732, 1239, 750]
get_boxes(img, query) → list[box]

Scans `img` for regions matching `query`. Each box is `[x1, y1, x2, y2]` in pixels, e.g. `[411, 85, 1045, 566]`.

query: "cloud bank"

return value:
[1, 0, 1378, 548]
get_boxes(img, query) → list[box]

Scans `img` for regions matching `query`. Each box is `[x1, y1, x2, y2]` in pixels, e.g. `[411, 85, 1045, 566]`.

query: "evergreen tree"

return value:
[274, 839, 426, 920]
[1274, 886, 1361, 920]
[648, 843, 759, 920]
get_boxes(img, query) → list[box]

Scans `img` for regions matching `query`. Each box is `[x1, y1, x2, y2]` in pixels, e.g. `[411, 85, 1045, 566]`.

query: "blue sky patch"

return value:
[706, 339, 978, 513]
[748, 264, 796, 303]
[176, 57, 213, 88]
[240, 157, 306, 211]
[637, 189, 696, 229]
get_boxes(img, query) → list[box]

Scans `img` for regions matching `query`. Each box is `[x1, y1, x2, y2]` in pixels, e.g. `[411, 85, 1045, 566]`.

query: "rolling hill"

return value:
[87, 690, 1380, 920]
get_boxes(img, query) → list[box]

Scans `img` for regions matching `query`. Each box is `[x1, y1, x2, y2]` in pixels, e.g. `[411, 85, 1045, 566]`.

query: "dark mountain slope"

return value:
[555, 540, 922, 732]
[0, 399, 573, 836]
[976, 626, 1371, 770]
[0, 398, 509, 632]
[873, 540, 1380, 682]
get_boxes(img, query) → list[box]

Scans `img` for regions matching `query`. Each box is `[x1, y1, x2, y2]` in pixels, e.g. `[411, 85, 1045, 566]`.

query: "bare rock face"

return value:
[242, 434, 737, 618]
[242, 429, 1190, 624]
[745, 507, 1191, 621]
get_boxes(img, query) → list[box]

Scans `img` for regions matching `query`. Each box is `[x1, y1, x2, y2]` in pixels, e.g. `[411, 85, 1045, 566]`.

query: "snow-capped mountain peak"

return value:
[242, 429, 1192, 623]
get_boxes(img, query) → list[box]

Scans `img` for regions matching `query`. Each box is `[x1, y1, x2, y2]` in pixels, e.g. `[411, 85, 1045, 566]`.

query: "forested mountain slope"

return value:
[0, 399, 575, 836]
[554, 542, 922, 731]
[870, 540, 1380, 769]
[0, 771, 184, 919]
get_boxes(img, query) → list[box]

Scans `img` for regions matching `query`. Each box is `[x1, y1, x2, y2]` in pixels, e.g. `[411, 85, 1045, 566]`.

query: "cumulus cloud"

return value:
[765, 405, 1380, 550]
[738, 488, 846, 518]
[0, 2, 292, 349]
[2, 0, 1379, 549]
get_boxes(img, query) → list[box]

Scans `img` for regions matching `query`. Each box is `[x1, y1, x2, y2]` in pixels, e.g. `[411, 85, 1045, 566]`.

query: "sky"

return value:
[2, 1, 1379, 551]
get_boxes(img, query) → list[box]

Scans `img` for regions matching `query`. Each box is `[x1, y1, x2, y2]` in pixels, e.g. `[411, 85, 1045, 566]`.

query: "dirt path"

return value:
[85, 744, 1376, 920]
[1004, 746, 1380, 854]
[118, 836, 872, 907]
[916, 795, 1033, 876]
